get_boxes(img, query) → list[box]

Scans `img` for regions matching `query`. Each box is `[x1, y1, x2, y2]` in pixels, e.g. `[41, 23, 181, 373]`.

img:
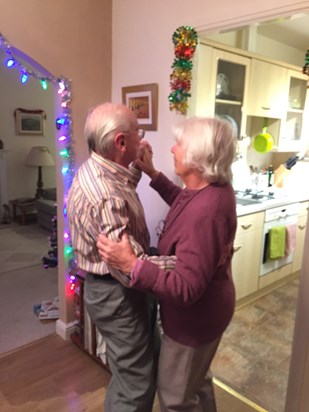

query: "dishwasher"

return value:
[260, 203, 299, 276]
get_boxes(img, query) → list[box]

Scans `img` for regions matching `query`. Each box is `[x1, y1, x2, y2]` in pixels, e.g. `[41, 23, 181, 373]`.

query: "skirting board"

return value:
[56, 319, 78, 340]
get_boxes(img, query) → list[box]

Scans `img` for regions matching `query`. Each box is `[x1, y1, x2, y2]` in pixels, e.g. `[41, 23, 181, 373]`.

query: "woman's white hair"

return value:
[84, 102, 137, 156]
[172, 116, 236, 184]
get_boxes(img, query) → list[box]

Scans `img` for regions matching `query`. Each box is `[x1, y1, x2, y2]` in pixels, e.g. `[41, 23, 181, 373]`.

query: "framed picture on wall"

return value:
[14, 108, 46, 135]
[122, 83, 158, 130]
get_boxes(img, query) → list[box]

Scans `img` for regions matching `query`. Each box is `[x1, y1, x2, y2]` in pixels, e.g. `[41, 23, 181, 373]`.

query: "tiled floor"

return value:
[212, 277, 299, 412]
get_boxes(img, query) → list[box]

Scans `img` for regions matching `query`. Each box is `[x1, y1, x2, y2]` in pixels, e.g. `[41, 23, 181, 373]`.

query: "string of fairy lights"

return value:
[0, 32, 78, 293]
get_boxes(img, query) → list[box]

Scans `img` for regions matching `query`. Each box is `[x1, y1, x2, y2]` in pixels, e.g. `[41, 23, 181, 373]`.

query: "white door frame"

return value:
[195, 3, 309, 410]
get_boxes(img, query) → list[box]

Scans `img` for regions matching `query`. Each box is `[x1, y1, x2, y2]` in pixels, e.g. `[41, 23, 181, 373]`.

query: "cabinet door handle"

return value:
[298, 225, 306, 230]
[261, 106, 270, 110]
[241, 224, 252, 230]
[233, 245, 242, 252]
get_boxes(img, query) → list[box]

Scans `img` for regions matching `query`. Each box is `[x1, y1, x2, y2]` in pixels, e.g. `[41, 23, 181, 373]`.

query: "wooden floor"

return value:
[0, 334, 260, 412]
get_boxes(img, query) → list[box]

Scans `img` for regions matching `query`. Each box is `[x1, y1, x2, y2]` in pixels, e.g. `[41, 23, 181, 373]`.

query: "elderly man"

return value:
[67, 102, 160, 412]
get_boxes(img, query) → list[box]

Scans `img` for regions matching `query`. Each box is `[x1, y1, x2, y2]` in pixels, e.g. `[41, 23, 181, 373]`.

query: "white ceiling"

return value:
[256, 13, 309, 51]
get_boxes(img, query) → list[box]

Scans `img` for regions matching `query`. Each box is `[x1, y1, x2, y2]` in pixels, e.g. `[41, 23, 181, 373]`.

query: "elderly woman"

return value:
[97, 116, 237, 412]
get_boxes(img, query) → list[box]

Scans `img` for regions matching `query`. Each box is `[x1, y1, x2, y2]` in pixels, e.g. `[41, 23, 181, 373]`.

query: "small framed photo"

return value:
[14, 108, 46, 135]
[122, 83, 158, 131]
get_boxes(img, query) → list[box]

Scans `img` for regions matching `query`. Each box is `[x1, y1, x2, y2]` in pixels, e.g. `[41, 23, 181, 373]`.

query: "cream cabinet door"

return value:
[191, 44, 250, 139]
[232, 212, 264, 301]
[246, 59, 288, 119]
[292, 201, 309, 273]
[188, 43, 214, 117]
[278, 69, 309, 152]
[211, 49, 250, 139]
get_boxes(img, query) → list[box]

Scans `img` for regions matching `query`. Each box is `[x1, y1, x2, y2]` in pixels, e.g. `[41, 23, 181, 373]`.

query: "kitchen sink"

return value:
[236, 198, 260, 206]
[236, 197, 263, 206]
[235, 189, 276, 206]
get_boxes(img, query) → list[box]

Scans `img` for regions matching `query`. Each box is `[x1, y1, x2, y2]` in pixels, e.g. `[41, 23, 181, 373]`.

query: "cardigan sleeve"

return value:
[130, 214, 229, 306]
[150, 172, 181, 206]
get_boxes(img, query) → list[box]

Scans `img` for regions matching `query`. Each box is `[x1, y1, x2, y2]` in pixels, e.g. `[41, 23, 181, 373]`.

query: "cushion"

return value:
[42, 188, 56, 200]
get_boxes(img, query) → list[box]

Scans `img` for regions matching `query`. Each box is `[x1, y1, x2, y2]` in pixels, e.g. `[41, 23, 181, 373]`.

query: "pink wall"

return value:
[0, 0, 112, 166]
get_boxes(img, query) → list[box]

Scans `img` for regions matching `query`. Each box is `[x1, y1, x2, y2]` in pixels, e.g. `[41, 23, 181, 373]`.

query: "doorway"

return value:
[196, 13, 309, 411]
[0, 33, 71, 354]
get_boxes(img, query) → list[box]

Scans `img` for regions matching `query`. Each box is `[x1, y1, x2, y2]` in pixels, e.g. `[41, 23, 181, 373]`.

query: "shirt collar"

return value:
[90, 151, 141, 186]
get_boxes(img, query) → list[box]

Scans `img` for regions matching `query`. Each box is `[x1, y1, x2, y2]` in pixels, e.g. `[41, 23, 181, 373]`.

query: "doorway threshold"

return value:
[214, 377, 268, 412]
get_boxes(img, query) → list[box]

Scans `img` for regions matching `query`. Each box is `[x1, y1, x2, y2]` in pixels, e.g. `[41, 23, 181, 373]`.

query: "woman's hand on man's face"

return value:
[135, 141, 159, 179]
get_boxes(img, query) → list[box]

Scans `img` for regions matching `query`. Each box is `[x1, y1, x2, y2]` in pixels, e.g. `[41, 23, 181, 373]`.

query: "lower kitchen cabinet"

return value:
[232, 212, 264, 300]
[233, 201, 309, 300]
[259, 263, 293, 289]
[292, 201, 309, 273]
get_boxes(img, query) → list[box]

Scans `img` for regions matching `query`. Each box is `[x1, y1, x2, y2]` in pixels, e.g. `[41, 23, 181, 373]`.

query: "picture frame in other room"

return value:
[14, 108, 46, 135]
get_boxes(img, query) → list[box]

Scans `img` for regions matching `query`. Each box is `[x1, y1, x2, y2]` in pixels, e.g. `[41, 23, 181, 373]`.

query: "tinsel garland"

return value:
[168, 26, 198, 115]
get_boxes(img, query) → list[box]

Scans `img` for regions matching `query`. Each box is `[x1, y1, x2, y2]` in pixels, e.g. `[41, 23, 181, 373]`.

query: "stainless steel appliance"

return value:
[260, 203, 299, 276]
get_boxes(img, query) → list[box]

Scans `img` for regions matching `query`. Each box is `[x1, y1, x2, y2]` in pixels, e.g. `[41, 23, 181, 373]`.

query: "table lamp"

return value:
[25, 146, 55, 198]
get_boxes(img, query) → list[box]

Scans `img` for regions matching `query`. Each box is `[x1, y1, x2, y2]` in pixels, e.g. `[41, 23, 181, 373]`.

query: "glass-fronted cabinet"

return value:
[190, 46, 250, 140]
[278, 69, 309, 152]
[211, 49, 250, 139]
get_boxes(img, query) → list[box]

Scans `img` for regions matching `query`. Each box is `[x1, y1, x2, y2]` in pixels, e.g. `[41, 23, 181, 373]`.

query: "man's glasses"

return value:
[124, 129, 145, 140]
[137, 129, 145, 140]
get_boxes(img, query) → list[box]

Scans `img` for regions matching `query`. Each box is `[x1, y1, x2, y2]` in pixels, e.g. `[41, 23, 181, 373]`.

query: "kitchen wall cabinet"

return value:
[191, 45, 250, 139]
[211, 49, 250, 139]
[232, 212, 264, 300]
[246, 59, 288, 119]
[189, 44, 214, 118]
[193, 41, 308, 153]
[292, 201, 309, 273]
[278, 70, 309, 152]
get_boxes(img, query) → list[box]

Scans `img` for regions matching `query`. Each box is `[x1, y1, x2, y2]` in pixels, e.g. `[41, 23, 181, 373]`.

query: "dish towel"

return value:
[268, 225, 286, 260]
[285, 223, 297, 256]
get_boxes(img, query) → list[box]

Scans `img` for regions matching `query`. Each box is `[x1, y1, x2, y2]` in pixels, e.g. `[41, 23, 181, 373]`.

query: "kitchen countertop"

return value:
[236, 192, 309, 217]
[235, 158, 309, 217]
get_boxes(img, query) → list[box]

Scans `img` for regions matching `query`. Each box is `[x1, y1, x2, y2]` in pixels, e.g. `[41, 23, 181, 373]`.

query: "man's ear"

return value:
[115, 132, 126, 150]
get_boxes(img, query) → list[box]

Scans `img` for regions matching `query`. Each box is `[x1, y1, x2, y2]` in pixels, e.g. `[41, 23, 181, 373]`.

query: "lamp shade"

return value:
[25, 146, 55, 167]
